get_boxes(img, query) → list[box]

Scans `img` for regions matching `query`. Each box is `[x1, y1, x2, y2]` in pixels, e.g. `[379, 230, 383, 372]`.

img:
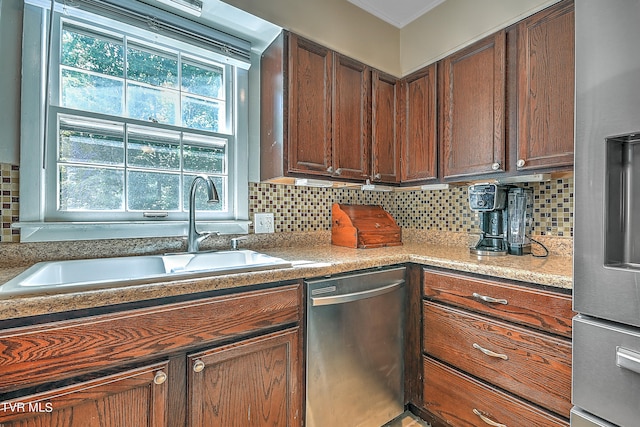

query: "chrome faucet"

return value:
[187, 175, 219, 253]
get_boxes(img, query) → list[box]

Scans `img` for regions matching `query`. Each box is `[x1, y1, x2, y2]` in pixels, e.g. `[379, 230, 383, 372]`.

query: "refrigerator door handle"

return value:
[616, 346, 640, 375]
[311, 280, 405, 306]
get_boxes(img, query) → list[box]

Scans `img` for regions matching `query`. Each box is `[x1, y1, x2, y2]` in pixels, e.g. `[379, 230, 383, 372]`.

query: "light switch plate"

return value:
[254, 213, 275, 234]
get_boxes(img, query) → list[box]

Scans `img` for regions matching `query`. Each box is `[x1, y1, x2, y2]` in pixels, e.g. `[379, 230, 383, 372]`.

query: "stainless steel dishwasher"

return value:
[305, 266, 406, 427]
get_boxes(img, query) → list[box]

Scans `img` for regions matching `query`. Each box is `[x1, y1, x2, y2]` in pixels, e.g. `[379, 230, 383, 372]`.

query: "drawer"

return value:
[573, 315, 640, 427]
[423, 301, 572, 417]
[0, 284, 301, 393]
[423, 356, 568, 427]
[423, 268, 573, 337]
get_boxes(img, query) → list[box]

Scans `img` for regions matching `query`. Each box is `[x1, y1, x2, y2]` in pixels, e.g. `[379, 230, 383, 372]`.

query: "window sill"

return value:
[13, 221, 251, 243]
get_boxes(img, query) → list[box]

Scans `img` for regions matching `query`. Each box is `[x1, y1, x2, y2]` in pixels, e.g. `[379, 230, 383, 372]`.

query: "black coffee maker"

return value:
[469, 183, 533, 256]
[468, 183, 509, 256]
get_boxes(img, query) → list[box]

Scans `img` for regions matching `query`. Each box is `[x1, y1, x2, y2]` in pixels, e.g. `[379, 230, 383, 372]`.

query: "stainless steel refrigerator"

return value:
[573, 1, 640, 426]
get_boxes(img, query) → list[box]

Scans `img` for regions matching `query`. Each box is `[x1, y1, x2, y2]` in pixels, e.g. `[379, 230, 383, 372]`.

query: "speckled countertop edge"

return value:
[0, 242, 572, 321]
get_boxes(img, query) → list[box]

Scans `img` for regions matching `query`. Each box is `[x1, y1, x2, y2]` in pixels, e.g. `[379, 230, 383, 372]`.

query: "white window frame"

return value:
[18, 0, 251, 242]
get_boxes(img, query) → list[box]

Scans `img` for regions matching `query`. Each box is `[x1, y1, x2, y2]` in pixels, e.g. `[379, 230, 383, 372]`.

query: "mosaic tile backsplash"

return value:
[0, 164, 19, 243]
[249, 178, 574, 238]
[0, 159, 573, 242]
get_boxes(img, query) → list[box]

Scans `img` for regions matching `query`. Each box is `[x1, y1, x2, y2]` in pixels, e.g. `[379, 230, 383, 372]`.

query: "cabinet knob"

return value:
[517, 159, 526, 168]
[193, 359, 206, 373]
[153, 370, 167, 385]
[491, 162, 501, 171]
[374, 173, 381, 180]
[326, 166, 334, 173]
[473, 409, 507, 427]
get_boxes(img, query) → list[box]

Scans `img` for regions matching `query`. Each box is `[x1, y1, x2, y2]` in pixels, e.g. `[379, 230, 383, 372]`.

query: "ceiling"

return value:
[347, 0, 446, 28]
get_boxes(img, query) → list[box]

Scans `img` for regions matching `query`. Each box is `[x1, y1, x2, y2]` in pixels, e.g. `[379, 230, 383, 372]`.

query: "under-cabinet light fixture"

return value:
[496, 173, 551, 184]
[155, 0, 203, 16]
[294, 178, 334, 188]
[361, 182, 393, 192]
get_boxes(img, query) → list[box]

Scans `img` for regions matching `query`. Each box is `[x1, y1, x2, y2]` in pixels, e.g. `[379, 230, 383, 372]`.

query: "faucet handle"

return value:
[230, 236, 249, 250]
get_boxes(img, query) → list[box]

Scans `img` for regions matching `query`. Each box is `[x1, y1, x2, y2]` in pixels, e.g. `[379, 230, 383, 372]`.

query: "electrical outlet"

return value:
[254, 213, 275, 234]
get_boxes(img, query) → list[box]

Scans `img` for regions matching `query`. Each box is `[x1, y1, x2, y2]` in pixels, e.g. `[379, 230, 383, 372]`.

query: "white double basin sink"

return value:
[1, 250, 292, 297]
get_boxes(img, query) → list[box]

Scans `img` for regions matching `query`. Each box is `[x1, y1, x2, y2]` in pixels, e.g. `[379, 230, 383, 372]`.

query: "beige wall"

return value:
[224, 0, 562, 77]
[401, 0, 560, 74]
[222, 0, 402, 76]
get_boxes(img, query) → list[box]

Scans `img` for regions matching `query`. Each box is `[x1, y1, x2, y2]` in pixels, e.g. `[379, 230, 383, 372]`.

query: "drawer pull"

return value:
[616, 346, 640, 374]
[472, 293, 508, 305]
[473, 409, 507, 427]
[473, 343, 509, 360]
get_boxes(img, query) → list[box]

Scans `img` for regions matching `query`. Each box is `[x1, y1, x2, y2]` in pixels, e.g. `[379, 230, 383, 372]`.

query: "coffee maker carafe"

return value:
[468, 184, 509, 256]
[506, 187, 533, 255]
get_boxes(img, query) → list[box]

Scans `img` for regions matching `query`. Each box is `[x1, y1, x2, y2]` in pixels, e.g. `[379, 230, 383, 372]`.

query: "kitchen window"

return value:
[19, 0, 251, 241]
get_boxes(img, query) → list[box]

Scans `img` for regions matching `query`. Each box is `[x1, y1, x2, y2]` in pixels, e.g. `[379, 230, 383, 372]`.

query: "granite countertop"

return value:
[0, 241, 572, 322]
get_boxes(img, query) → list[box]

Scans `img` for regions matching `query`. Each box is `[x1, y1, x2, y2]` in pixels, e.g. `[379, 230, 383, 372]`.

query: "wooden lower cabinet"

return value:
[420, 268, 572, 426]
[423, 301, 572, 416]
[187, 328, 301, 427]
[423, 357, 568, 427]
[0, 283, 302, 427]
[0, 361, 169, 427]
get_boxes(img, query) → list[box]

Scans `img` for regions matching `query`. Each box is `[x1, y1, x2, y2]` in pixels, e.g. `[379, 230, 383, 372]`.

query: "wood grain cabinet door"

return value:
[187, 327, 301, 427]
[0, 361, 169, 427]
[288, 34, 333, 176]
[400, 64, 438, 183]
[440, 31, 506, 179]
[372, 70, 400, 183]
[332, 54, 371, 180]
[516, 0, 575, 171]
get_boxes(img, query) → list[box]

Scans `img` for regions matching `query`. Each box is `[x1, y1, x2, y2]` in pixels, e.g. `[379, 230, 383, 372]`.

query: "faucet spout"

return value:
[187, 175, 219, 253]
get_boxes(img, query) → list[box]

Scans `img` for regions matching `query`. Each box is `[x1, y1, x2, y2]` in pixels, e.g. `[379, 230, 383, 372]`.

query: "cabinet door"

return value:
[516, 1, 574, 170]
[332, 54, 371, 180]
[371, 70, 400, 183]
[400, 64, 438, 182]
[440, 31, 506, 179]
[0, 362, 168, 427]
[187, 327, 301, 427]
[288, 34, 332, 176]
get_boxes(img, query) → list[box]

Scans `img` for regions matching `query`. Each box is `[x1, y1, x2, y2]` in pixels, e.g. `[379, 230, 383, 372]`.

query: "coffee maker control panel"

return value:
[468, 184, 507, 212]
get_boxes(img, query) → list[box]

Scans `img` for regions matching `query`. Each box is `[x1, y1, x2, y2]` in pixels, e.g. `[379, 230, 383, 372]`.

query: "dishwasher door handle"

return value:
[311, 280, 405, 306]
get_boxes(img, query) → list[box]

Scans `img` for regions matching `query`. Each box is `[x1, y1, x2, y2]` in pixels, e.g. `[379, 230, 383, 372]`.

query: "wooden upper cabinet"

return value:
[516, 0, 574, 171]
[440, 31, 506, 179]
[332, 54, 371, 180]
[288, 33, 333, 176]
[372, 70, 400, 183]
[400, 64, 438, 182]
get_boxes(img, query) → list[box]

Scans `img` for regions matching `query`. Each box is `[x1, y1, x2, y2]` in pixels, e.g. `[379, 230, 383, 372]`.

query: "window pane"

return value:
[182, 60, 223, 99]
[127, 45, 178, 88]
[62, 69, 124, 115]
[127, 171, 180, 211]
[127, 83, 178, 124]
[183, 175, 225, 212]
[59, 166, 124, 211]
[182, 96, 222, 131]
[183, 140, 226, 174]
[59, 117, 124, 166]
[127, 127, 180, 170]
[62, 26, 124, 77]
